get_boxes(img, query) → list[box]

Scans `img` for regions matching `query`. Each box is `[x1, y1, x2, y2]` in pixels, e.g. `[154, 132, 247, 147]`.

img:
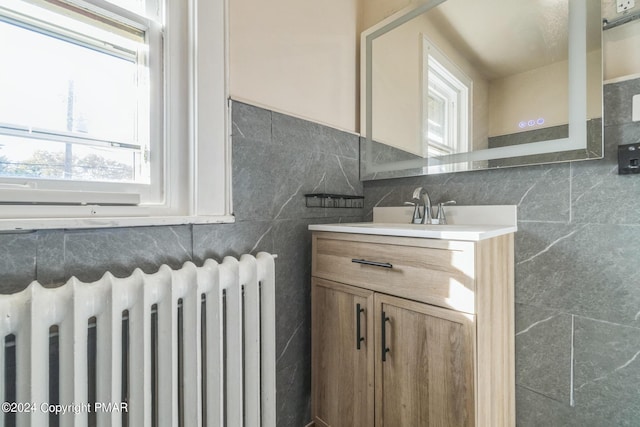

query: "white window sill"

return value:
[0, 215, 235, 232]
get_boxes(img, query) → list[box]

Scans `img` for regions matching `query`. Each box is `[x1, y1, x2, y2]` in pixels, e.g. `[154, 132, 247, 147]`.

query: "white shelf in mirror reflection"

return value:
[309, 205, 517, 241]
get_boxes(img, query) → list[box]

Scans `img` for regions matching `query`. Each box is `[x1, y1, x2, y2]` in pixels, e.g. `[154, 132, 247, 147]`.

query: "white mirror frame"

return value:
[361, 0, 602, 177]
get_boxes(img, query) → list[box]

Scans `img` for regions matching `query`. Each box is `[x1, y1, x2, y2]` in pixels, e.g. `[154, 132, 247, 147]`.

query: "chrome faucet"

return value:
[409, 187, 456, 224]
[435, 200, 456, 224]
[412, 187, 432, 224]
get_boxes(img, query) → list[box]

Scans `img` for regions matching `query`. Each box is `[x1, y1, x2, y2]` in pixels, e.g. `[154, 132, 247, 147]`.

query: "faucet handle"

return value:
[436, 200, 456, 225]
[404, 201, 422, 224]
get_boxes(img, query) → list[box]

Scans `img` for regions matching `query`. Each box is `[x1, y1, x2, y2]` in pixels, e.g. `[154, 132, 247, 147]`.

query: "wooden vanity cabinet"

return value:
[311, 231, 515, 427]
[312, 278, 374, 427]
[375, 293, 475, 427]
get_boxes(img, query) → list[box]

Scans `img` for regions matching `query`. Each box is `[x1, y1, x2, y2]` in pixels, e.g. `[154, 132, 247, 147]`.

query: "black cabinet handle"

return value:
[356, 303, 365, 350]
[352, 258, 393, 269]
[381, 311, 390, 362]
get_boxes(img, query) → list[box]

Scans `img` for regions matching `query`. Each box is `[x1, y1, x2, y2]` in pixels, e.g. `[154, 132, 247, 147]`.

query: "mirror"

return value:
[361, 0, 603, 180]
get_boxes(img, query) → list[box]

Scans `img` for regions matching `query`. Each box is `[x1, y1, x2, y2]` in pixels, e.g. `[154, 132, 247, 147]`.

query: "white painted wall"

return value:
[370, 12, 489, 156]
[488, 51, 602, 137]
[602, 0, 640, 81]
[229, 0, 640, 135]
[361, 0, 413, 30]
[229, 0, 360, 132]
[604, 21, 640, 81]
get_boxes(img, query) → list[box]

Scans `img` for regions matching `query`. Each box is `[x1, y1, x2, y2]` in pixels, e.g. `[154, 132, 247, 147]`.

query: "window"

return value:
[422, 36, 471, 173]
[0, 0, 230, 228]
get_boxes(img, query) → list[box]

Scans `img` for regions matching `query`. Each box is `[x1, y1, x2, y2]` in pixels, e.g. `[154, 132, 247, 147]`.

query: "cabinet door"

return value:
[312, 278, 374, 427]
[375, 293, 475, 427]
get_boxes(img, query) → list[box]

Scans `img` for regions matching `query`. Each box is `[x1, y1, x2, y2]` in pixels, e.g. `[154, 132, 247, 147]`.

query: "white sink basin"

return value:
[308, 205, 517, 241]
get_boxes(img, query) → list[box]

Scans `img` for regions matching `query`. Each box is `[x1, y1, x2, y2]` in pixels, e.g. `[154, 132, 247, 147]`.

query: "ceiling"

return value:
[423, 0, 600, 80]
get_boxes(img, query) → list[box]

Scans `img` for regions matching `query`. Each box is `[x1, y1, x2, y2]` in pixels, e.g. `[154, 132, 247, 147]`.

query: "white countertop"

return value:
[309, 205, 517, 241]
[308, 222, 516, 241]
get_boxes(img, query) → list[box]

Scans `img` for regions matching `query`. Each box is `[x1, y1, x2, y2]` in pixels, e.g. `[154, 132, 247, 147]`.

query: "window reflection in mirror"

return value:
[423, 36, 471, 173]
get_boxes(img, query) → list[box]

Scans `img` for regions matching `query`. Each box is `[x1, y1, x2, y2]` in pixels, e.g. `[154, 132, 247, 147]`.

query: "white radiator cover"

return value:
[0, 252, 277, 427]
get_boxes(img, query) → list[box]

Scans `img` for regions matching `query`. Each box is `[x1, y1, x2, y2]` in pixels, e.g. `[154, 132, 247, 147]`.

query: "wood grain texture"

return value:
[311, 231, 515, 427]
[374, 294, 475, 427]
[475, 233, 516, 427]
[312, 278, 375, 427]
[312, 232, 476, 313]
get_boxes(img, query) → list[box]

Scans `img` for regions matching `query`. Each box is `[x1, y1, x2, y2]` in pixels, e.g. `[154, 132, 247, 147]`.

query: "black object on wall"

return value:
[618, 143, 640, 174]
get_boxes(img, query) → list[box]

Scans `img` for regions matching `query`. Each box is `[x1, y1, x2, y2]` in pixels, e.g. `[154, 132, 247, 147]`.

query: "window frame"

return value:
[0, 0, 232, 230]
[0, 0, 160, 203]
[421, 35, 472, 174]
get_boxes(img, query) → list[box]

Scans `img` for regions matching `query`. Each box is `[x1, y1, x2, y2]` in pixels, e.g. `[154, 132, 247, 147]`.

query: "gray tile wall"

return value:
[363, 78, 640, 426]
[0, 101, 363, 427]
[4, 77, 638, 426]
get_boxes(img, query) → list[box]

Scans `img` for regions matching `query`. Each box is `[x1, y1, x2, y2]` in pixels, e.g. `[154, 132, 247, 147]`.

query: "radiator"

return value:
[0, 252, 277, 427]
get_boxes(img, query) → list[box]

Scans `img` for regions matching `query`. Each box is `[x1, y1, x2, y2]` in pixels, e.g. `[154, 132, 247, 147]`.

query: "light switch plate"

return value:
[633, 94, 640, 122]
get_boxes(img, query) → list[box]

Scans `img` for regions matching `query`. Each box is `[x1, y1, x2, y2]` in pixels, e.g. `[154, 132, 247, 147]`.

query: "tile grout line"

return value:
[34, 230, 40, 283]
[190, 224, 195, 262]
[570, 314, 575, 407]
[62, 231, 67, 280]
[569, 162, 573, 224]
